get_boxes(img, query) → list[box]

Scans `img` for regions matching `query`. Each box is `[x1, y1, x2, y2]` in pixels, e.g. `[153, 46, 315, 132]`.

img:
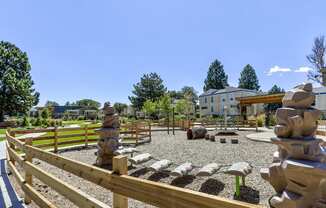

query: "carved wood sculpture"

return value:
[260, 83, 326, 208]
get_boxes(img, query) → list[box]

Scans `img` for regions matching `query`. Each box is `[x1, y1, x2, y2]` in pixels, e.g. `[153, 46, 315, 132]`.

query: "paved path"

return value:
[0, 141, 24, 207]
[247, 129, 326, 143]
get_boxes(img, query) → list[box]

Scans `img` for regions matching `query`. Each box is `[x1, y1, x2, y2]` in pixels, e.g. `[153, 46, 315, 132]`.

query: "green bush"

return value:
[30, 118, 36, 126]
[35, 117, 42, 126]
[256, 114, 265, 127]
[270, 115, 277, 126]
[41, 108, 50, 119]
[42, 119, 49, 127]
[49, 119, 56, 127]
[78, 116, 85, 120]
[22, 116, 31, 127]
[57, 119, 63, 126]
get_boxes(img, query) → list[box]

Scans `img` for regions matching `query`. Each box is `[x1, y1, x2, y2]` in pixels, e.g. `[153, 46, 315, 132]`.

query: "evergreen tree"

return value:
[264, 85, 285, 112]
[45, 100, 59, 107]
[0, 41, 39, 121]
[129, 73, 167, 110]
[203, 59, 228, 91]
[238, 64, 260, 90]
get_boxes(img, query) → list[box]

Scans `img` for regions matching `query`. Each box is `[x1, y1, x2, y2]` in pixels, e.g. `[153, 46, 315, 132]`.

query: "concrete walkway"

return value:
[246, 129, 326, 143]
[0, 141, 24, 207]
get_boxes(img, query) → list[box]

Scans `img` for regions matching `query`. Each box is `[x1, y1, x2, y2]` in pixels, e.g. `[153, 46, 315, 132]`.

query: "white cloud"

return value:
[267, 65, 291, 76]
[294, 66, 313, 73]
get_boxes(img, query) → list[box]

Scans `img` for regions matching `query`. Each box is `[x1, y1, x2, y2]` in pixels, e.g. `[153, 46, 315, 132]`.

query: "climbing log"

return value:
[170, 162, 193, 177]
[148, 160, 172, 172]
[197, 163, 220, 176]
[129, 153, 152, 165]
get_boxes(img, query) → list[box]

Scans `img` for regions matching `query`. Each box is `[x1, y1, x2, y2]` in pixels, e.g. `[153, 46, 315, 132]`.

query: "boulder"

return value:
[191, 126, 207, 139]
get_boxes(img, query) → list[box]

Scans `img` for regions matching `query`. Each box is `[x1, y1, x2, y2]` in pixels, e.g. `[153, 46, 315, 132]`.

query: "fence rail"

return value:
[5, 128, 261, 208]
[10, 122, 152, 150]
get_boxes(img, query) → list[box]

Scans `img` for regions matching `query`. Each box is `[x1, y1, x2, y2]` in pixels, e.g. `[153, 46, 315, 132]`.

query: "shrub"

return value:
[78, 116, 85, 120]
[30, 118, 36, 126]
[256, 114, 265, 127]
[57, 119, 63, 126]
[41, 108, 50, 119]
[270, 115, 277, 126]
[49, 119, 56, 127]
[22, 116, 31, 127]
[42, 119, 49, 127]
[35, 117, 42, 126]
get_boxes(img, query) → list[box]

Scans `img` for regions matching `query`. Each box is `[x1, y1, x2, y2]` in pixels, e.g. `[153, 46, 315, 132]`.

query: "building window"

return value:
[205, 97, 207, 103]
[201, 106, 207, 110]
[222, 98, 225, 102]
[211, 97, 214, 102]
[230, 98, 233, 101]
[211, 106, 214, 112]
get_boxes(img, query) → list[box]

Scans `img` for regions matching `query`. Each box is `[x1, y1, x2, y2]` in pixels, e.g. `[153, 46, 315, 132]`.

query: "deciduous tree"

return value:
[76, 99, 101, 109]
[307, 36, 326, 84]
[142, 100, 158, 119]
[113, 102, 128, 115]
[0, 41, 39, 121]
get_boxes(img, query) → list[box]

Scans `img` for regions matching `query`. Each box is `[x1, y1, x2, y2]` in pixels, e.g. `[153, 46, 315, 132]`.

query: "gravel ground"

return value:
[9, 130, 276, 208]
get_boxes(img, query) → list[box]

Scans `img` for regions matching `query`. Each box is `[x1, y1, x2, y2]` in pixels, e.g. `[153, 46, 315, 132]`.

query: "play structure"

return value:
[261, 83, 326, 207]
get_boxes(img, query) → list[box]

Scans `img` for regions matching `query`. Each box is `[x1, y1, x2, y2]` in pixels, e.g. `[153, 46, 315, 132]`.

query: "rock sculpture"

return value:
[95, 102, 120, 166]
[260, 83, 326, 208]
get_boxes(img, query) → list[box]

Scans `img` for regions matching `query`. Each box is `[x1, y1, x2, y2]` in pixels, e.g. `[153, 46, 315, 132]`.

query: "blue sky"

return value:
[1, 1, 325, 106]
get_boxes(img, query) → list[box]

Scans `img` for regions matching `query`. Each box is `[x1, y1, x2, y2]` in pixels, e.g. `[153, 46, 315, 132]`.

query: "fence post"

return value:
[149, 122, 152, 142]
[172, 107, 175, 135]
[136, 123, 139, 146]
[113, 155, 128, 208]
[24, 137, 33, 204]
[7, 128, 16, 165]
[255, 120, 258, 132]
[85, 124, 89, 147]
[54, 126, 58, 153]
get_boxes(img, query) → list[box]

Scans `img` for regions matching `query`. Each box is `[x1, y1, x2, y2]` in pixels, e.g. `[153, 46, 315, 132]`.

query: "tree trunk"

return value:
[0, 111, 4, 122]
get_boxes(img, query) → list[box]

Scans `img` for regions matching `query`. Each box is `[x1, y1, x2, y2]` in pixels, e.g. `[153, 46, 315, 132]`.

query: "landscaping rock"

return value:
[191, 126, 207, 139]
[231, 138, 238, 144]
[205, 134, 210, 140]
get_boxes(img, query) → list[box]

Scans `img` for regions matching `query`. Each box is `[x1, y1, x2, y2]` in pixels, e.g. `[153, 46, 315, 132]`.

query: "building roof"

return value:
[199, 87, 259, 97]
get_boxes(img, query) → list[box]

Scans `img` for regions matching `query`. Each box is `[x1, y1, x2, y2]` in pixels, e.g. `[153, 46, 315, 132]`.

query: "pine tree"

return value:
[129, 73, 167, 110]
[203, 59, 228, 91]
[238, 64, 260, 90]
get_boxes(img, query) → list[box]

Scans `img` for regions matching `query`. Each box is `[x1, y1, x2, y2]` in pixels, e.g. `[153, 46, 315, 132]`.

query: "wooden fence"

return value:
[190, 119, 258, 131]
[5, 129, 261, 208]
[10, 122, 151, 150]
